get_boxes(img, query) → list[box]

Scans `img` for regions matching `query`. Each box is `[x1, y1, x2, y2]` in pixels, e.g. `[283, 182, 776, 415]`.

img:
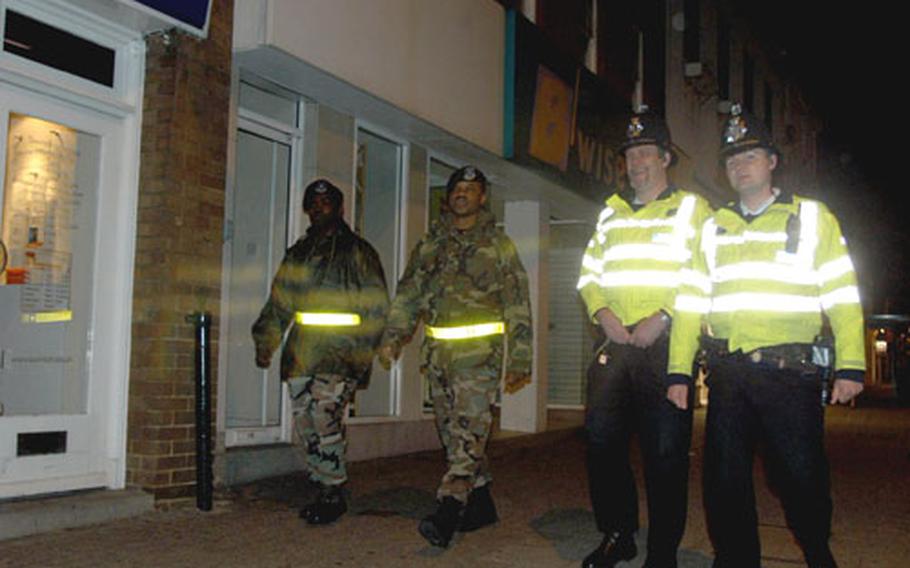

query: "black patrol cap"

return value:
[445, 165, 488, 194]
[302, 178, 343, 211]
[720, 103, 778, 160]
[618, 110, 676, 162]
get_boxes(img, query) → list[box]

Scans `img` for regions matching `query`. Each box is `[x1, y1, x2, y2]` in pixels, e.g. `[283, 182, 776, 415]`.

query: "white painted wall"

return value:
[237, 0, 505, 156]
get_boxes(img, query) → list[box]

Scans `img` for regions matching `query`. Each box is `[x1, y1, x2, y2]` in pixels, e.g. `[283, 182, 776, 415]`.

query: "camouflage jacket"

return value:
[251, 220, 388, 386]
[381, 209, 533, 376]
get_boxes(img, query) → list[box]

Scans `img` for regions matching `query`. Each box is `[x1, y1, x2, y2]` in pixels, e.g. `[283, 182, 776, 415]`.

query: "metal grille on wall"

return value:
[547, 222, 595, 406]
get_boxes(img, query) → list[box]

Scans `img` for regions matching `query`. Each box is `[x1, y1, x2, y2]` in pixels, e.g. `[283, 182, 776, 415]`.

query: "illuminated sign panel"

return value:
[122, 0, 212, 37]
[134, 0, 209, 29]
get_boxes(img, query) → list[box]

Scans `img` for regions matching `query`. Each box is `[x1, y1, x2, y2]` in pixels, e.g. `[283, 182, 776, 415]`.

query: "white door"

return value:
[223, 122, 293, 446]
[0, 85, 125, 497]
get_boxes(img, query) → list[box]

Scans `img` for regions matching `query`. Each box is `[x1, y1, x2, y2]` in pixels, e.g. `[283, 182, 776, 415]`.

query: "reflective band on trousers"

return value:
[295, 312, 361, 326]
[426, 322, 505, 340]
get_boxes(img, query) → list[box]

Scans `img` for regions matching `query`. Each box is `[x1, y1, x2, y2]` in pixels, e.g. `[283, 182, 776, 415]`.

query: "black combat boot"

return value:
[459, 485, 498, 532]
[418, 496, 464, 547]
[581, 530, 637, 567]
[299, 484, 347, 525]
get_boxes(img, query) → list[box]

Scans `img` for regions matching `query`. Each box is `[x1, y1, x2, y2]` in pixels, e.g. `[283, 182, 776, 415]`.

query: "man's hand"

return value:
[667, 384, 688, 410]
[255, 345, 272, 369]
[378, 344, 400, 370]
[503, 372, 531, 394]
[595, 308, 631, 344]
[831, 379, 864, 405]
[629, 312, 669, 348]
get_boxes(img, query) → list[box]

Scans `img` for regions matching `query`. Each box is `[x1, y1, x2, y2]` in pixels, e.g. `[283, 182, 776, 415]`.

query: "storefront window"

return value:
[353, 128, 403, 417]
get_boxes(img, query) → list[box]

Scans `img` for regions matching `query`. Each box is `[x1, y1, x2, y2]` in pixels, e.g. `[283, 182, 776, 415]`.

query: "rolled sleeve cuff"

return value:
[667, 373, 692, 387]
[834, 369, 865, 383]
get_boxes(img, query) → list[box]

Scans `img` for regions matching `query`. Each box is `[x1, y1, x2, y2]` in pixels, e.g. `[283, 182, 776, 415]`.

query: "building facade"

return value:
[0, 0, 822, 504]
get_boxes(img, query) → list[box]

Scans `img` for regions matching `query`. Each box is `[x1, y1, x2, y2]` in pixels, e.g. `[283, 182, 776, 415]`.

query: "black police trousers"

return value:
[585, 335, 693, 566]
[704, 356, 836, 568]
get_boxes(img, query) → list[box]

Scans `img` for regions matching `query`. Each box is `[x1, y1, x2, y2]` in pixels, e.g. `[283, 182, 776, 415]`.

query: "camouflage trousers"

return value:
[427, 365, 501, 503]
[290, 373, 357, 487]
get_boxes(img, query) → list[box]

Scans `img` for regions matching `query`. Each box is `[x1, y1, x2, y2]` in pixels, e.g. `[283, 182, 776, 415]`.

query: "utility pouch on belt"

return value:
[754, 343, 816, 373]
[811, 335, 834, 368]
[701, 336, 730, 360]
[812, 335, 835, 405]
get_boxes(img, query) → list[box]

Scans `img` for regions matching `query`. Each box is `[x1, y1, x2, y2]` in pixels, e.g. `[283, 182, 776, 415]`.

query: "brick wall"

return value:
[127, 0, 233, 501]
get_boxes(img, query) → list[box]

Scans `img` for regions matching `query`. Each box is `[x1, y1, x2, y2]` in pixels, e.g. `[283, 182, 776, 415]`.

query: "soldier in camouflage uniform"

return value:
[379, 165, 533, 548]
[252, 178, 388, 525]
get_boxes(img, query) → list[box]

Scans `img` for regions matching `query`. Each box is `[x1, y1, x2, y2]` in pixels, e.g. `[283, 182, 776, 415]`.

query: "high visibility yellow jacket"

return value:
[577, 187, 713, 326]
[668, 191, 866, 380]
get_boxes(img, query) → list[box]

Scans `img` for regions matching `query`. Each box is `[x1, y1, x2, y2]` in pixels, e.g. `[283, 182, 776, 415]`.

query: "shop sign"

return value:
[507, 12, 629, 203]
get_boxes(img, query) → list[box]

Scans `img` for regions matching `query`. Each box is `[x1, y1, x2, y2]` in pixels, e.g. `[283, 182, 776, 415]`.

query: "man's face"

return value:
[447, 181, 487, 218]
[305, 193, 341, 228]
[624, 144, 670, 195]
[725, 148, 777, 195]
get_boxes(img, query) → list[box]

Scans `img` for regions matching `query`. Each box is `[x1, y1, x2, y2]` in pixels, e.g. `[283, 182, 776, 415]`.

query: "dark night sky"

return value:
[739, 3, 900, 179]
[736, 3, 907, 312]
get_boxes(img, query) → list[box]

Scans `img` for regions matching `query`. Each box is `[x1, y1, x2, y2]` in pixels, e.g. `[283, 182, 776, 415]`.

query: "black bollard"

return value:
[188, 311, 213, 511]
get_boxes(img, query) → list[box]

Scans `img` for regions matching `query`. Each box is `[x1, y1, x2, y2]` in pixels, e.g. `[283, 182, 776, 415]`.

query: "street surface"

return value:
[1, 392, 907, 567]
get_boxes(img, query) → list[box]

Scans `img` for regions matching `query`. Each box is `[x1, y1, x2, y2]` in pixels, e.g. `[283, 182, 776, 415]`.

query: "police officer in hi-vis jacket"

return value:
[577, 111, 713, 568]
[667, 105, 865, 568]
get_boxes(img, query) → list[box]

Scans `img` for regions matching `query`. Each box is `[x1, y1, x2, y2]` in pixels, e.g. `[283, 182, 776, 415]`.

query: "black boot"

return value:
[299, 485, 347, 525]
[459, 485, 498, 532]
[581, 531, 637, 568]
[418, 496, 464, 547]
[642, 557, 677, 568]
[804, 544, 838, 568]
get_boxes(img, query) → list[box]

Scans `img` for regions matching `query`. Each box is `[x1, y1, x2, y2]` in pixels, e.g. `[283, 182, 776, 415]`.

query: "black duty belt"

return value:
[701, 337, 818, 373]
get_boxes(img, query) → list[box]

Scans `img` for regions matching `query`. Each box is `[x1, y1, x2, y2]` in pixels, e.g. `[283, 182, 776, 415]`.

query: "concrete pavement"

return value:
[0, 391, 908, 567]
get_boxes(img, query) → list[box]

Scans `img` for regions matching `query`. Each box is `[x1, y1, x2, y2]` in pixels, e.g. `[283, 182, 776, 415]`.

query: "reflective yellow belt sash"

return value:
[425, 322, 505, 340]
[295, 312, 361, 326]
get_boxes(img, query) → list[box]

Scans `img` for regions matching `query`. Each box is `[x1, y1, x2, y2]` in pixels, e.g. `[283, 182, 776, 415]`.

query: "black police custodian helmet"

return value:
[719, 103, 778, 160]
[303, 178, 343, 211]
[618, 110, 676, 163]
[445, 165, 488, 195]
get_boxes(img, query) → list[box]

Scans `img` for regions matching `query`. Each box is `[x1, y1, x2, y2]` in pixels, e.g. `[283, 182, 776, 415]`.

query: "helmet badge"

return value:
[723, 104, 749, 144]
[627, 117, 644, 139]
